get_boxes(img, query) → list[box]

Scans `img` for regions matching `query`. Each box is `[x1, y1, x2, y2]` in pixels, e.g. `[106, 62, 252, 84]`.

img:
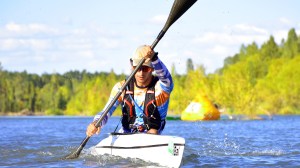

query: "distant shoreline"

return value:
[0, 111, 45, 116]
[0, 111, 109, 117]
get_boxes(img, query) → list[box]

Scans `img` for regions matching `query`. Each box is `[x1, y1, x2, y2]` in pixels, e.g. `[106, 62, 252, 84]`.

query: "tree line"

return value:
[1, 28, 299, 118]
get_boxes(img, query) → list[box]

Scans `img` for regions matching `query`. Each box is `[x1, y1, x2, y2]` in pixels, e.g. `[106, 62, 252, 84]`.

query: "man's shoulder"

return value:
[113, 80, 126, 89]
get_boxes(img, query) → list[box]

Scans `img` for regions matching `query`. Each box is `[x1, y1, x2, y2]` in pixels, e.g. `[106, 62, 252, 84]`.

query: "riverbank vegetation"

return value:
[1, 28, 299, 118]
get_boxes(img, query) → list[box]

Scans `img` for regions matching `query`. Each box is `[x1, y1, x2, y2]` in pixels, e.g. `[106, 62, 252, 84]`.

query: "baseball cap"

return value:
[130, 45, 152, 67]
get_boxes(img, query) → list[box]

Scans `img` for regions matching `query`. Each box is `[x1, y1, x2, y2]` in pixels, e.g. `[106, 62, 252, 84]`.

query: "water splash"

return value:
[79, 146, 160, 167]
[243, 149, 285, 156]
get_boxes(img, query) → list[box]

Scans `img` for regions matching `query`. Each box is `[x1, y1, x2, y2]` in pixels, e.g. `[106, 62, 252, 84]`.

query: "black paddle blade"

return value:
[151, 0, 197, 49]
[62, 136, 90, 160]
[63, 149, 81, 160]
[163, 0, 197, 31]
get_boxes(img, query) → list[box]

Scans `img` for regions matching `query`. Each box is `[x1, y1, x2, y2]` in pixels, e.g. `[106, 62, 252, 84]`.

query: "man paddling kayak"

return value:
[86, 45, 174, 136]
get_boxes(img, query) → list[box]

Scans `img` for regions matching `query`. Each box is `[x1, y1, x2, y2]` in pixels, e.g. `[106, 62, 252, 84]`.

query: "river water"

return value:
[0, 115, 299, 167]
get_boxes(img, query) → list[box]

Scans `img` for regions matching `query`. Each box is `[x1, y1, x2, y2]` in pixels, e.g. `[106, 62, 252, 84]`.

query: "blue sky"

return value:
[1, 0, 300, 75]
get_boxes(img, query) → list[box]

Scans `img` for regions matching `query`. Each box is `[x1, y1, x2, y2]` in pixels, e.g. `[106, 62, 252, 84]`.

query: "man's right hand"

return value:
[86, 122, 101, 137]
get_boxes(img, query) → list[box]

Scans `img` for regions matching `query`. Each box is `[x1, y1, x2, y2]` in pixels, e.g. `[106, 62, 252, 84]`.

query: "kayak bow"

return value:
[92, 133, 185, 167]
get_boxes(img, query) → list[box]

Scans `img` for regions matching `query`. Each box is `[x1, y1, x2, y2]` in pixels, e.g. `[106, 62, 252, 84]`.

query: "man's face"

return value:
[133, 66, 153, 85]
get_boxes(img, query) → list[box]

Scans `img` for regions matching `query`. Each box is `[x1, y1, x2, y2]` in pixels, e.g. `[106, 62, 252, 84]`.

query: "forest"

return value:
[1, 28, 299, 118]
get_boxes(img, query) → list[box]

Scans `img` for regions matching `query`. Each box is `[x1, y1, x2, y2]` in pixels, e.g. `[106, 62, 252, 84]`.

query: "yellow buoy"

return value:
[181, 95, 220, 121]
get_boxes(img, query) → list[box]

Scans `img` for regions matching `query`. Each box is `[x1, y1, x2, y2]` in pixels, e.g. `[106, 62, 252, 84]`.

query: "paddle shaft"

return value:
[64, 0, 197, 159]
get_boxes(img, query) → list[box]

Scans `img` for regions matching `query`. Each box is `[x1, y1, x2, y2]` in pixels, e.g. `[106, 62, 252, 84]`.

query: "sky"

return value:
[1, 0, 300, 75]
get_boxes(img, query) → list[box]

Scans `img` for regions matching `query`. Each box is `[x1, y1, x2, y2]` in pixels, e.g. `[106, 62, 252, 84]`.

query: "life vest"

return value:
[121, 76, 161, 132]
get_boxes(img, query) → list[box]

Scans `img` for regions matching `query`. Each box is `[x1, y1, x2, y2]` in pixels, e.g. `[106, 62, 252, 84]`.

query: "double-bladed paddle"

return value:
[64, 0, 197, 160]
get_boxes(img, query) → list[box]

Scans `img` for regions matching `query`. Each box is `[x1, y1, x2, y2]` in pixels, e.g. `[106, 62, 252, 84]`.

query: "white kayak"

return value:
[92, 133, 185, 167]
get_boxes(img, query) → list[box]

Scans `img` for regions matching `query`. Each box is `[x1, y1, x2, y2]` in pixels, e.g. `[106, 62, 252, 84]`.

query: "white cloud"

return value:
[279, 17, 292, 25]
[0, 38, 50, 50]
[0, 38, 17, 50]
[59, 38, 92, 51]
[233, 24, 268, 34]
[209, 45, 230, 55]
[0, 21, 125, 74]
[78, 50, 95, 59]
[194, 24, 271, 47]
[0, 23, 58, 51]
[194, 32, 258, 46]
[150, 15, 168, 25]
[98, 38, 120, 49]
[3, 22, 58, 37]
[27, 39, 51, 50]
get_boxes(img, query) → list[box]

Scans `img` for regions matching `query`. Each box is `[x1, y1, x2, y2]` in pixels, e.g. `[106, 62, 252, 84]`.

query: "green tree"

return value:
[260, 36, 280, 60]
[186, 58, 194, 73]
[282, 28, 299, 58]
